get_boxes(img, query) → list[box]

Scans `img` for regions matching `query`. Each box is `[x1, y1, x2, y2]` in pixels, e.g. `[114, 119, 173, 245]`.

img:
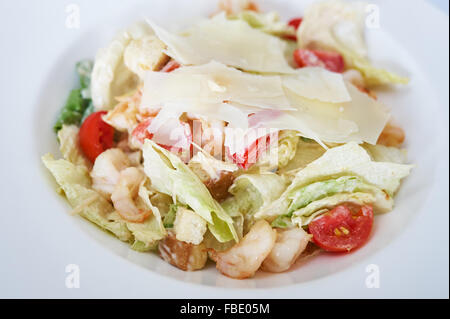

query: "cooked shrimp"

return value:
[103, 89, 142, 133]
[91, 148, 131, 197]
[210, 220, 277, 279]
[377, 122, 405, 147]
[111, 167, 150, 223]
[261, 227, 312, 273]
[159, 231, 208, 271]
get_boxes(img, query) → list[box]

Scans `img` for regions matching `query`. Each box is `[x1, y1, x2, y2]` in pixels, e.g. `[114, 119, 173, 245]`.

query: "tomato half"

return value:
[79, 111, 115, 163]
[309, 205, 374, 252]
[293, 49, 345, 73]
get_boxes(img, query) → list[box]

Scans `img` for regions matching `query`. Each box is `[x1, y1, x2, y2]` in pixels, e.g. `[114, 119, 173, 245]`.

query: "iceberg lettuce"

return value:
[225, 172, 288, 232]
[57, 125, 90, 169]
[298, 0, 409, 87]
[142, 140, 238, 243]
[228, 10, 296, 38]
[42, 154, 132, 242]
[291, 193, 376, 227]
[255, 142, 413, 223]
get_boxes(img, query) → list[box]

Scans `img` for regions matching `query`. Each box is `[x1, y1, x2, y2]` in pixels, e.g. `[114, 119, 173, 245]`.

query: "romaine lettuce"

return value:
[54, 60, 94, 133]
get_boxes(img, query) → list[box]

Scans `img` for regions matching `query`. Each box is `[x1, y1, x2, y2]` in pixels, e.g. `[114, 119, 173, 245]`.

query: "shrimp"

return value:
[91, 148, 131, 197]
[210, 220, 277, 279]
[261, 227, 312, 273]
[159, 231, 208, 271]
[111, 167, 150, 223]
[377, 122, 405, 147]
[102, 89, 142, 133]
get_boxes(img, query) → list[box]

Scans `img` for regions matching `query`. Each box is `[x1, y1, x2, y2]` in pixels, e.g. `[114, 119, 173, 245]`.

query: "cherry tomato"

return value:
[309, 205, 374, 252]
[79, 111, 115, 163]
[161, 60, 181, 73]
[284, 17, 303, 41]
[293, 49, 345, 73]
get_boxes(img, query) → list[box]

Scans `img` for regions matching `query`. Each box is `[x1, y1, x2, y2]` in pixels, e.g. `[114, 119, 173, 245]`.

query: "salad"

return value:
[43, 0, 413, 279]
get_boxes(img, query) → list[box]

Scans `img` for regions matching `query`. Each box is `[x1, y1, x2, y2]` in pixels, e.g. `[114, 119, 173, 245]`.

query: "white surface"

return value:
[0, 0, 448, 298]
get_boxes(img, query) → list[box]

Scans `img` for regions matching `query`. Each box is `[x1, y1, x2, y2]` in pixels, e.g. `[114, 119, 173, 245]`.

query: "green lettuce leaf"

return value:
[54, 60, 94, 133]
[42, 154, 132, 241]
[256, 142, 413, 221]
[225, 172, 288, 233]
[57, 125, 90, 168]
[291, 193, 375, 227]
[287, 176, 393, 213]
[127, 180, 167, 252]
[142, 140, 238, 243]
[228, 10, 296, 38]
[163, 204, 178, 228]
[298, 0, 409, 87]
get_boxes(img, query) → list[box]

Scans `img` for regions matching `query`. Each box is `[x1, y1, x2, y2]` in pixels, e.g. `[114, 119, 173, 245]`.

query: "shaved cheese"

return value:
[282, 67, 351, 103]
[141, 61, 291, 110]
[147, 13, 295, 74]
[251, 83, 389, 145]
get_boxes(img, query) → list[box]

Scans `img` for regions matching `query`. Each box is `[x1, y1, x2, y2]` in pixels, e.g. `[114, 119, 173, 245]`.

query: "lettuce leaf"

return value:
[54, 60, 94, 133]
[42, 154, 132, 241]
[255, 142, 413, 221]
[228, 10, 296, 38]
[252, 130, 300, 172]
[142, 140, 238, 243]
[127, 180, 167, 251]
[57, 125, 90, 168]
[225, 172, 288, 233]
[291, 193, 376, 227]
[288, 176, 393, 214]
[298, 0, 408, 87]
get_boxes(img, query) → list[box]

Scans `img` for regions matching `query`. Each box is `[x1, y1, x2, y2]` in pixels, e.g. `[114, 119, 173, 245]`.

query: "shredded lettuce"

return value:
[142, 140, 238, 243]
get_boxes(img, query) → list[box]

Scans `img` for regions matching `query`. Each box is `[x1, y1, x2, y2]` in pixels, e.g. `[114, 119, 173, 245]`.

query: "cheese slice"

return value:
[251, 83, 389, 145]
[141, 61, 292, 110]
[147, 13, 295, 74]
[282, 67, 351, 103]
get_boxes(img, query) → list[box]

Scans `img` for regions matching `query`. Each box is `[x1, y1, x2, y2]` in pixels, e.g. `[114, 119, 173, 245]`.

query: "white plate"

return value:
[0, 0, 448, 298]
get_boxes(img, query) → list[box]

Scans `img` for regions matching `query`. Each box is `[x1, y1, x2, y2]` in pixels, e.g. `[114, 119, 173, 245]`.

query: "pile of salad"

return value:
[43, 0, 413, 279]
